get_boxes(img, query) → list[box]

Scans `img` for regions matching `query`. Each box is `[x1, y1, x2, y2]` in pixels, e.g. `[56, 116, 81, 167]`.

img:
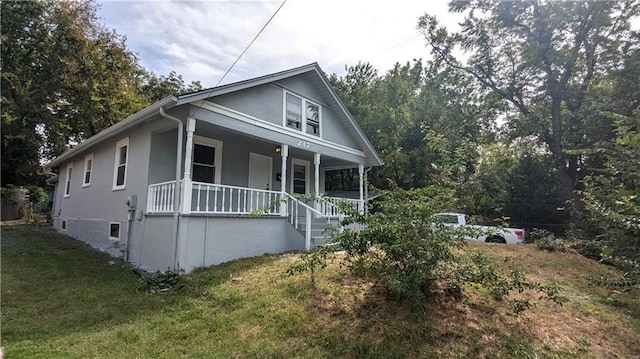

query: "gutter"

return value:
[158, 107, 184, 272]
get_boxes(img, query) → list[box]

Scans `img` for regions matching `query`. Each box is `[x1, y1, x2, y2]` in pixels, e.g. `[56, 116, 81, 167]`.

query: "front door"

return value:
[249, 153, 272, 191]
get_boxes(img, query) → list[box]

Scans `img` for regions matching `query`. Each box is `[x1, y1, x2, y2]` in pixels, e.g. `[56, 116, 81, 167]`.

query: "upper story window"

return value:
[284, 91, 321, 137]
[286, 93, 302, 130]
[82, 154, 93, 187]
[112, 138, 129, 190]
[192, 136, 223, 184]
[306, 103, 320, 135]
[64, 163, 73, 197]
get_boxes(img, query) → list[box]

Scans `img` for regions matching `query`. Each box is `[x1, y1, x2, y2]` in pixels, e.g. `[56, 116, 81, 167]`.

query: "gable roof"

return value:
[46, 63, 383, 168]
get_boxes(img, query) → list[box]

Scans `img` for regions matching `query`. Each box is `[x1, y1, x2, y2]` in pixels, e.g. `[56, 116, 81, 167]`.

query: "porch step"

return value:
[295, 217, 341, 248]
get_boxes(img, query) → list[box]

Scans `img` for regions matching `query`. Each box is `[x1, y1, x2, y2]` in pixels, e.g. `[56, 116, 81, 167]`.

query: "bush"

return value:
[530, 228, 567, 252]
[290, 186, 567, 313]
[587, 247, 640, 288]
[137, 269, 185, 294]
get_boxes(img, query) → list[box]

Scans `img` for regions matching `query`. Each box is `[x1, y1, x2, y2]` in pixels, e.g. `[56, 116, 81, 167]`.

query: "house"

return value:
[46, 63, 383, 274]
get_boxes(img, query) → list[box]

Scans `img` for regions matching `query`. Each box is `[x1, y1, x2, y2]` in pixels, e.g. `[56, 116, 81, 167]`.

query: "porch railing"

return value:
[191, 182, 281, 215]
[147, 180, 180, 213]
[283, 193, 324, 250]
[146, 181, 363, 218]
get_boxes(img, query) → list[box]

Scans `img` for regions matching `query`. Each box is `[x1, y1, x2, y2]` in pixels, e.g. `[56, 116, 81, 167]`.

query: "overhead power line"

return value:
[214, 0, 287, 87]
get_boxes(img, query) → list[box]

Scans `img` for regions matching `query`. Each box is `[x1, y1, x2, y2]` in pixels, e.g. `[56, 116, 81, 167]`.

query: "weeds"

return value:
[137, 269, 185, 294]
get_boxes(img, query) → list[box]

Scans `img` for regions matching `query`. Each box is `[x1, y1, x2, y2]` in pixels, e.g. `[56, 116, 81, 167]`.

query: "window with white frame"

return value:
[112, 138, 129, 190]
[285, 93, 302, 130]
[109, 222, 120, 240]
[82, 154, 93, 187]
[64, 163, 73, 197]
[192, 136, 223, 184]
[306, 102, 320, 135]
[285, 92, 321, 137]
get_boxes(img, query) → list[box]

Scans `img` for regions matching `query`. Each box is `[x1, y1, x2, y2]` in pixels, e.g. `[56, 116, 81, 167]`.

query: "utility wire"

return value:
[190, 0, 287, 118]
[214, 0, 287, 87]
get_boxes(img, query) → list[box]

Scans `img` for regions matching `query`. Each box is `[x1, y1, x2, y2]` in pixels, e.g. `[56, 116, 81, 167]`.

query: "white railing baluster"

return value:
[236, 188, 241, 213]
[222, 186, 227, 212]
[204, 184, 210, 212]
[243, 189, 247, 212]
[195, 183, 201, 212]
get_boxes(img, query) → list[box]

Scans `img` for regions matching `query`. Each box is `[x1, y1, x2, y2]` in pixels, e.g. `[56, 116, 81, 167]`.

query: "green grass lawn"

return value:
[2, 224, 639, 358]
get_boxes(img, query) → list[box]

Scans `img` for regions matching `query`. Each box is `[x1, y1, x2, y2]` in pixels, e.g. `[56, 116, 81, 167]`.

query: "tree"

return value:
[418, 0, 640, 216]
[139, 70, 203, 103]
[1, 0, 143, 186]
[1, 0, 202, 187]
[328, 61, 485, 191]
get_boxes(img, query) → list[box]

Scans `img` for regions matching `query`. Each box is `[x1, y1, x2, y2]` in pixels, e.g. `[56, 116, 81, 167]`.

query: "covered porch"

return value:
[145, 114, 369, 250]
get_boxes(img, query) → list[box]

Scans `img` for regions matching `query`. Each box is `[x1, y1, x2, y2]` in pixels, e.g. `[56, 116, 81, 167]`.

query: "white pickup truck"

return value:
[433, 212, 525, 244]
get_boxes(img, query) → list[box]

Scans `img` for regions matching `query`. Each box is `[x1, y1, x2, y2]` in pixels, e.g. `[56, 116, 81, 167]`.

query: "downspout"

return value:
[159, 107, 183, 272]
[364, 167, 372, 215]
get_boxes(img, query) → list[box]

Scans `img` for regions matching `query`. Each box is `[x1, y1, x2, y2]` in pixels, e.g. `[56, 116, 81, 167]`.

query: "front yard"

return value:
[1, 223, 639, 358]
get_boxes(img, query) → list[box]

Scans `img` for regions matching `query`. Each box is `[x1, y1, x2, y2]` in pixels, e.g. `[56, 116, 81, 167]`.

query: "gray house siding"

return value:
[52, 118, 165, 262]
[212, 84, 283, 127]
[176, 216, 305, 274]
[148, 128, 179, 184]
[277, 75, 326, 103]
[139, 216, 176, 272]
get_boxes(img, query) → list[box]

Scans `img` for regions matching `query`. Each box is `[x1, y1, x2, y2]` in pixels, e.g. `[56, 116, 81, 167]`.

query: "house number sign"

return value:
[297, 140, 311, 149]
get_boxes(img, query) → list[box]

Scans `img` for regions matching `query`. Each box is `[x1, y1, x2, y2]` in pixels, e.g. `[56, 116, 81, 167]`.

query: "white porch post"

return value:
[314, 153, 320, 195]
[359, 164, 365, 214]
[279, 144, 289, 216]
[181, 117, 196, 214]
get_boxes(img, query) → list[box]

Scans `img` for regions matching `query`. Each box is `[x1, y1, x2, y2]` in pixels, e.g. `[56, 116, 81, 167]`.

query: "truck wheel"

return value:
[486, 236, 506, 244]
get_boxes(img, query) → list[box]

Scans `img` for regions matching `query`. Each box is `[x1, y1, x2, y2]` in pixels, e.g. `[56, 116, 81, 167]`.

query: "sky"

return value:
[96, 0, 463, 88]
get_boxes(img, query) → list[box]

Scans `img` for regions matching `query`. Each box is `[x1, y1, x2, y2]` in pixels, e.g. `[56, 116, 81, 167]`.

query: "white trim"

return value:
[108, 222, 121, 241]
[112, 137, 129, 191]
[192, 100, 366, 158]
[290, 158, 310, 194]
[248, 152, 273, 191]
[82, 153, 93, 187]
[192, 135, 223, 184]
[64, 163, 73, 198]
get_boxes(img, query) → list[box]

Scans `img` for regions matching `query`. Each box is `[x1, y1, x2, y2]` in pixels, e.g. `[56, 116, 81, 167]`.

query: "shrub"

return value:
[137, 269, 185, 294]
[290, 186, 567, 313]
[530, 228, 567, 252]
[587, 247, 640, 288]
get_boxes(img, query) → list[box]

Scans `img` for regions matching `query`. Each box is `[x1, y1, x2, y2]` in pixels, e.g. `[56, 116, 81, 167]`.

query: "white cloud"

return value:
[97, 0, 462, 87]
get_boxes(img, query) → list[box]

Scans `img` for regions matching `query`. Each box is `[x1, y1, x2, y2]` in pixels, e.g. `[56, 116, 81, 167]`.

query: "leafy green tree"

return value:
[139, 70, 203, 103]
[329, 61, 485, 191]
[1, 0, 142, 185]
[418, 0, 640, 216]
[583, 112, 639, 238]
[1, 0, 202, 187]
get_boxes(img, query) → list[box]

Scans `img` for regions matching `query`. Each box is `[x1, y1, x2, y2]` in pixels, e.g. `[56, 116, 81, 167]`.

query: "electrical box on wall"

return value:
[127, 195, 137, 210]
